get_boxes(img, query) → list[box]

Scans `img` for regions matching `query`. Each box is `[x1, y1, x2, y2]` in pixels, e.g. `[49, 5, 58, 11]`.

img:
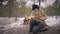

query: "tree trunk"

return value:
[39, 0, 41, 8]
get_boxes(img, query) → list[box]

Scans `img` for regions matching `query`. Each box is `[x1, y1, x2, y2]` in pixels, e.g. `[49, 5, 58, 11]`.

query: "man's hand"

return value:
[31, 16, 34, 18]
[40, 17, 46, 21]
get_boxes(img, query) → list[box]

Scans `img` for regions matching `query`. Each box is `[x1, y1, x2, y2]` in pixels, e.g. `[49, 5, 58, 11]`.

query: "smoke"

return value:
[2, 1, 8, 5]
[16, 0, 56, 8]
[26, 0, 56, 8]
[44, 0, 56, 7]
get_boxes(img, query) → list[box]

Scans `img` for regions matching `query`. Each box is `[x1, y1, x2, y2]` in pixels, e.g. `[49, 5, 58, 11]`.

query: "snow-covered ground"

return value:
[0, 16, 60, 30]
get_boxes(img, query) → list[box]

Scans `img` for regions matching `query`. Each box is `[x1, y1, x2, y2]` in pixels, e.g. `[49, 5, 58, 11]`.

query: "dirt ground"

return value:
[0, 17, 60, 34]
[0, 24, 60, 34]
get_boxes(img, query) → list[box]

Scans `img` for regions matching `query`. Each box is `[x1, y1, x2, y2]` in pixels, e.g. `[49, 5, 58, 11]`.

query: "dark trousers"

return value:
[29, 19, 44, 33]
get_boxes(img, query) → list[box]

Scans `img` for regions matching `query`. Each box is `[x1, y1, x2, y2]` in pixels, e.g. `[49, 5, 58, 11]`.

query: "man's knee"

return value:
[30, 19, 36, 24]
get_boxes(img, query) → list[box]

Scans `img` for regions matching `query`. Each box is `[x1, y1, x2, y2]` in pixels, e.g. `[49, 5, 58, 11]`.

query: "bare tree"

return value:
[39, 0, 41, 7]
[34, 0, 35, 4]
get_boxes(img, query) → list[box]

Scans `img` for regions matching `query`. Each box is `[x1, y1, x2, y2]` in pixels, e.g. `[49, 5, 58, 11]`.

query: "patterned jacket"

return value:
[31, 10, 46, 21]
